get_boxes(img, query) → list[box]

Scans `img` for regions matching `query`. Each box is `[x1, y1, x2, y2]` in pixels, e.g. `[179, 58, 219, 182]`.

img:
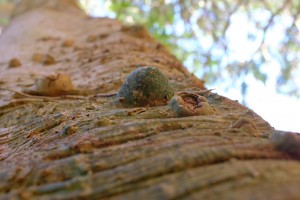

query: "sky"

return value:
[213, 73, 300, 132]
[211, 11, 300, 132]
[81, 0, 300, 133]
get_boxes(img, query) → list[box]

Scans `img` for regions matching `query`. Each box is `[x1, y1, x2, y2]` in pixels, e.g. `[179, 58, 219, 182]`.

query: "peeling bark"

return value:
[0, 0, 300, 199]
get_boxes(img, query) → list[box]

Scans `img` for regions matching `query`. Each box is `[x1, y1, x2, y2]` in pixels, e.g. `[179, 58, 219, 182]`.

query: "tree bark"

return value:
[0, 0, 299, 199]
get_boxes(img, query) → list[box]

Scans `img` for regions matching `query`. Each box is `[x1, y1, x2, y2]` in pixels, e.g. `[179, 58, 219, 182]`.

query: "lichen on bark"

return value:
[117, 66, 174, 107]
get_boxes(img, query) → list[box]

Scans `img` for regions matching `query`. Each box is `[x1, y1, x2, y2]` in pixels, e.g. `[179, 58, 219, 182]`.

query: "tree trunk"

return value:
[0, 0, 299, 199]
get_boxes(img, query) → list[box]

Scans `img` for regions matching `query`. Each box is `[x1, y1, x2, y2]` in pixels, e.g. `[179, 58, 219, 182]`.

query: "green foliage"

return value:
[0, 0, 299, 96]
[105, 0, 300, 97]
[0, 18, 8, 25]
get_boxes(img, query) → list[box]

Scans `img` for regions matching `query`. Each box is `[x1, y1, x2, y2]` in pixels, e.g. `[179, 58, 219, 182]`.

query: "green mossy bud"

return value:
[270, 131, 300, 159]
[117, 66, 174, 107]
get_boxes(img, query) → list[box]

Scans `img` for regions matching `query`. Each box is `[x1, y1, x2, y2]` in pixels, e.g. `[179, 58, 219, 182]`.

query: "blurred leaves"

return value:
[104, 0, 300, 97]
[0, 1, 15, 25]
[0, 0, 300, 96]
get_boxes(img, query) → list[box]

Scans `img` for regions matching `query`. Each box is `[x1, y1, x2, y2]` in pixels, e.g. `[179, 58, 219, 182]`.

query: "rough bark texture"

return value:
[0, 0, 300, 199]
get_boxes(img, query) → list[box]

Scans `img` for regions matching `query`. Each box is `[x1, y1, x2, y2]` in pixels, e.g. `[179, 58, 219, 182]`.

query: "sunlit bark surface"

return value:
[0, 0, 299, 199]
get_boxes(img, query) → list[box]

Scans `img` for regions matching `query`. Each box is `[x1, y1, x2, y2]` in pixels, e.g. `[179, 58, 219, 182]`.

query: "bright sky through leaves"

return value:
[78, 0, 300, 132]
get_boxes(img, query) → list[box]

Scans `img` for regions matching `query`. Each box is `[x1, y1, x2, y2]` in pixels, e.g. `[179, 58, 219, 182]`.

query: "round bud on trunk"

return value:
[117, 66, 174, 107]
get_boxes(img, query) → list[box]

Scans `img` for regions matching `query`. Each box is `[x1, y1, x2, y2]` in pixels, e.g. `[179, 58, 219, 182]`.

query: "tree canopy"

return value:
[1, 0, 300, 97]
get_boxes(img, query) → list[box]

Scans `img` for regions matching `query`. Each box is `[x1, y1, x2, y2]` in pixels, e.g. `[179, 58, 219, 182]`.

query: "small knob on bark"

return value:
[117, 66, 174, 107]
[170, 92, 215, 117]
